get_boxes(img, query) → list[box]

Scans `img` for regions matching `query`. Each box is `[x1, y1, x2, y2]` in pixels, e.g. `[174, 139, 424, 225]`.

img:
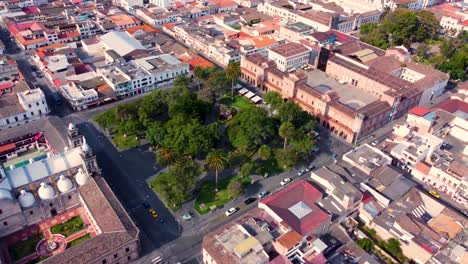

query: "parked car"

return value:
[297, 169, 306, 176]
[142, 201, 151, 209]
[310, 130, 319, 139]
[312, 146, 320, 153]
[281, 178, 292, 186]
[371, 140, 379, 146]
[30, 66, 37, 71]
[258, 191, 269, 199]
[182, 212, 193, 220]
[308, 164, 316, 171]
[225, 208, 238, 216]
[149, 208, 158, 218]
[428, 190, 440, 199]
[244, 197, 257, 205]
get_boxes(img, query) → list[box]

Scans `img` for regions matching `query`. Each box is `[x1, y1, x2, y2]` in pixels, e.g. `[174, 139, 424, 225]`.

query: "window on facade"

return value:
[3, 222, 7, 226]
[102, 260, 107, 264]
[31, 112, 34, 116]
[36, 102, 39, 106]
[30, 211, 33, 215]
[6, 119, 9, 124]
[125, 248, 130, 253]
[28, 104, 32, 108]
[49, 203, 53, 207]
[68, 195, 72, 200]
[114, 254, 118, 259]
[14, 117, 18, 122]
[0, 209, 2, 214]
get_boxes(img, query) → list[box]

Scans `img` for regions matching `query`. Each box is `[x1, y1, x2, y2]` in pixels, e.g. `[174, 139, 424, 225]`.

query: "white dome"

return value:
[38, 182, 55, 200]
[57, 175, 73, 193]
[75, 168, 89, 186]
[18, 190, 36, 207]
[68, 122, 75, 131]
[0, 188, 13, 200]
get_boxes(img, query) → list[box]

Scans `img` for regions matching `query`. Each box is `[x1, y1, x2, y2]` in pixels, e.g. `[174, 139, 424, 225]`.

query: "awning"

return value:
[244, 91, 256, 99]
[251, 95, 262, 103]
[238, 88, 249, 95]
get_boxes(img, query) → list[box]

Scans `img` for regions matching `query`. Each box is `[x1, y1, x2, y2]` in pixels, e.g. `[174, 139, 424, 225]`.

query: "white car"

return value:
[281, 178, 292, 186]
[225, 207, 238, 216]
[371, 140, 379, 146]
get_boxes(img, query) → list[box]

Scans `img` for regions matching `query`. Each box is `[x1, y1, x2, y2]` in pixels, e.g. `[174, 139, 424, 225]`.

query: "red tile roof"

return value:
[163, 23, 176, 29]
[408, 106, 430, 117]
[415, 162, 431, 175]
[434, 99, 468, 114]
[261, 180, 330, 236]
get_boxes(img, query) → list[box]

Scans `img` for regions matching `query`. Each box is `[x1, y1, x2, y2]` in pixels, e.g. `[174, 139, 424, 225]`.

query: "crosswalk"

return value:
[151, 255, 163, 264]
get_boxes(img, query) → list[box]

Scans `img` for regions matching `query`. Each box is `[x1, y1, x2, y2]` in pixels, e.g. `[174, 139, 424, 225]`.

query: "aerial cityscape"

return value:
[0, 0, 466, 263]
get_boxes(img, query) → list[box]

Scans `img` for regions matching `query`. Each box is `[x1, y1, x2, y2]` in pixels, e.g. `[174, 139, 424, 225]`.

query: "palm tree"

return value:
[193, 66, 204, 91]
[157, 147, 177, 172]
[258, 144, 271, 160]
[225, 62, 241, 98]
[279, 122, 295, 151]
[205, 150, 228, 192]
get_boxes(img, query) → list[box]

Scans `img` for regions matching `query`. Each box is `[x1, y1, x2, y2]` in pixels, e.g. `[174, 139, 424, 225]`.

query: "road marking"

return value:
[151, 255, 162, 263]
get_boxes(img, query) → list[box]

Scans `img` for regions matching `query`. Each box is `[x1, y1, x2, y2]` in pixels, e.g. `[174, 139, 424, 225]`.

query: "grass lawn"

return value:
[50, 216, 84, 237]
[219, 96, 253, 111]
[113, 133, 139, 150]
[195, 175, 251, 215]
[66, 234, 91, 249]
[8, 232, 44, 261]
[150, 173, 182, 212]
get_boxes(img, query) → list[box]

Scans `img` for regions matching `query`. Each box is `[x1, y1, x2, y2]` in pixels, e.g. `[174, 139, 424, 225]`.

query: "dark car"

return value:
[31, 66, 38, 71]
[142, 201, 151, 209]
[244, 197, 257, 205]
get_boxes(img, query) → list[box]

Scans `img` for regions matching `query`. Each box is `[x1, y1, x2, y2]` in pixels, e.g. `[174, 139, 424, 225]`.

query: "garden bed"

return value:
[66, 234, 91, 248]
[8, 232, 44, 261]
[50, 216, 85, 237]
[219, 96, 253, 111]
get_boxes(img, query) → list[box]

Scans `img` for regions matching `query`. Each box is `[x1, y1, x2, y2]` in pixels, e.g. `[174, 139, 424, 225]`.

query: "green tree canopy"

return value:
[258, 144, 271, 160]
[228, 180, 243, 198]
[263, 91, 283, 109]
[357, 238, 374, 252]
[227, 107, 277, 151]
[361, 9, 440, 48]
[163, 115, 219, 157]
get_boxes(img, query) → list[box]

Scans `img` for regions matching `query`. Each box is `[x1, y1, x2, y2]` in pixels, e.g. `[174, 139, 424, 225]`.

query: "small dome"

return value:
[0, 188, 13, 200]
[57, 175, 73, 193]
[38, 182, 55, 200]
[18, 190, 36, 207]
[68, 122, 75, 131]
[75, 168, 89, 186]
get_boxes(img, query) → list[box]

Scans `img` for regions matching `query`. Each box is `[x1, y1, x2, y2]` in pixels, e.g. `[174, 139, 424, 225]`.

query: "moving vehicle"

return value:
[428, 190, 440, 199]
[225, 208, 238, 216]
[258, 191, 269, 199]
[244, 197, 257, 205]
[281, 178, 292, 186]
[182, 212, 193, 220]
[149, 208, 158, 218]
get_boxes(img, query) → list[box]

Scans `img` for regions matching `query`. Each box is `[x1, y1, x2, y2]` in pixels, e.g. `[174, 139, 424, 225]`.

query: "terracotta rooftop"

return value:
[260, 180, 330, 236]
[409, 106, 431, 117]
[434, 99, 468, 114]
[269, 42, 309, 58]
[276, 230, 302, 249]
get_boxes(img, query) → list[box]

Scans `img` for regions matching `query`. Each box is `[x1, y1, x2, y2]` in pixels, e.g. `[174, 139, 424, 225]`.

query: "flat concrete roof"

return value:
[306, 71, 378, 109]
